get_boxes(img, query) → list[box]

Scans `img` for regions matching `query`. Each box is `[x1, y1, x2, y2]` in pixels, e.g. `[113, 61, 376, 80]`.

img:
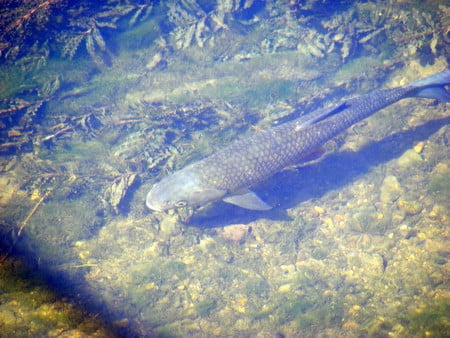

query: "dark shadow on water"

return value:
[0, 226, 146, 337]
[188, 115, 450, 228]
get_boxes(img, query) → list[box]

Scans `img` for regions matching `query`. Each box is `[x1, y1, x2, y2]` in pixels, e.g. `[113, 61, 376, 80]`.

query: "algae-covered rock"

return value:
[159, 213, 182, 237]
[397, 149, 422, 168]
[380, 175, 402, 204]
[397, 198, 422, 215]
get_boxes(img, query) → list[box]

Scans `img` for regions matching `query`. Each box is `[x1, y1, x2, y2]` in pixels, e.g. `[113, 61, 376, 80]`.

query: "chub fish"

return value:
[146, 70, 450, 212]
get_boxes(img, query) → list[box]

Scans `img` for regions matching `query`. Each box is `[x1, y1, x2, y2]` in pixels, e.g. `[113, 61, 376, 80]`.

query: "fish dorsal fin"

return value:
[295, 102, 348, 129]
[223, 190, 272, 210]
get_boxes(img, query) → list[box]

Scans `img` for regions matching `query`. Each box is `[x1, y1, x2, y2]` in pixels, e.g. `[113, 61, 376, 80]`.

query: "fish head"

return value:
[146, 167, 226, 211]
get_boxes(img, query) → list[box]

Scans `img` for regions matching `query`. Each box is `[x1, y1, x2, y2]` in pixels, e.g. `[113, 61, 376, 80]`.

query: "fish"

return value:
[146, 69, 450, 212]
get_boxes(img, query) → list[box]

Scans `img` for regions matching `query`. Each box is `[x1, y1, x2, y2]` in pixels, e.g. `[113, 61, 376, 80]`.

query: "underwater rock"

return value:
[428, 204, 446, 221]
[218, 224, 249, 244]
[413, 141, 425, 154]
[397, 198, 422, 215]
[278, 283, 292, 293]
[0, 175, 19, 207]
[380, 175, 403, 204]
[313, 205, 325, 215]
[159, 214, 181, 237]
[397, 149, 422, 168]
[428, 162, 450, 200]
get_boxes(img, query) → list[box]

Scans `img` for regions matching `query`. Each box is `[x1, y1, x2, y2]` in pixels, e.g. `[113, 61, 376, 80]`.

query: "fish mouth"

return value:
[146, 200, 162, 212]
[145, 189, 164, 212]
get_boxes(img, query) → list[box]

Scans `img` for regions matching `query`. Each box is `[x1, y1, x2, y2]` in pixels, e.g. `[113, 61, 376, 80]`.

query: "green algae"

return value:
[194, 299, 217, 317]
[0, 64, 35, 99]
[347, 204, 391, 235]
[271, 291, 343, 330]
[332, 56, 388, 88]
[46, 139, 108, 165]
[0, 256, 113, 337]
[19, 196, 105, 266]
[428, 172, 450, 201]
[243, 278, 270, 297]
[403, 300, 450, 336]
[311, 246, 330, 260]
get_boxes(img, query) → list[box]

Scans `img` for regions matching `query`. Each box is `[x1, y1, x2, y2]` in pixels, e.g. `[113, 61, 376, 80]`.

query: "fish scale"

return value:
[194, 87, 412, 192]
[146, 70, 450, 212]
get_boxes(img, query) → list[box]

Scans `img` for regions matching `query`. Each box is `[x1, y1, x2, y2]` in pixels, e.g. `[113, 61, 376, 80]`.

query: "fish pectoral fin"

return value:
[193, 187, 227, 201]
[223, 190, 272, 210]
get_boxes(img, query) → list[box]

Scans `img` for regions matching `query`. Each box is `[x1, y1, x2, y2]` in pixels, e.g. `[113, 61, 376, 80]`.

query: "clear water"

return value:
[0, 0, 449, 336]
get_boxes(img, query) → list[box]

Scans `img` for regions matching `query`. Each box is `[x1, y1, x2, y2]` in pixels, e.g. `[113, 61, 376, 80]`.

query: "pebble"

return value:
[278, 284, 291, 293]
[342, 321, 359, 330]
[413, 141, 425, 154]
[428, 205, 445, 220]
[219, 224, 249, 244]
[313, 205, 325, 215]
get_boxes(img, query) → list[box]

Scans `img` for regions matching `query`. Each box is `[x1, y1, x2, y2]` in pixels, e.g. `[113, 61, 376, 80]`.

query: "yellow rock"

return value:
[232, 295, 248, 313]
[236, 295, 248, 306]
[428, 205, 444, 219]
[348, 304, 362, 315]
[413, 141, 425, 154]
[417, 232, 427, 240]
[352, 305, 361, 311]
[182, 255, 196, 265]
[30, 188, 41, 201]
[145, 282, 156, 290]
[278, 284, 292, 293]
[323, 217, 334, 229]
[314, 206, 325, 215]
[397, 198, 422, 215]
[397, 149, 422, 168]
[78, 250, 90, 260]
[74, 241, 85, 247]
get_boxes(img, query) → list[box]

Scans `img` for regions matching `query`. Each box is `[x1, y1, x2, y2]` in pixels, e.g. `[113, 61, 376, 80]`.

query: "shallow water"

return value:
[0, 1, 449, 336]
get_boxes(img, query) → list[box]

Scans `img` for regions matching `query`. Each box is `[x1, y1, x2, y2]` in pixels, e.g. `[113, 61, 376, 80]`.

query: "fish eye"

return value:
[175, 200, 187, 207]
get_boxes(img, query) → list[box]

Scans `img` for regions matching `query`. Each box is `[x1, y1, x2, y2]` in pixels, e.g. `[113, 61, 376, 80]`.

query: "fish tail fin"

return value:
[409, 69, 450, 102]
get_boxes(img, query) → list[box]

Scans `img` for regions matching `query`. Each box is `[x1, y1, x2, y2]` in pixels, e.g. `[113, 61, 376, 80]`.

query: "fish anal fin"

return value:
[223, 190, 272, 210]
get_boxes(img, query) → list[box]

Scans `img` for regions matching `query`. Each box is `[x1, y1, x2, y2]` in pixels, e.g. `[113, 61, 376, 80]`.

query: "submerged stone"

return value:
[380, 175, 402, 204]
[397, 149, 422, 168]
[397, 198, 422, 215]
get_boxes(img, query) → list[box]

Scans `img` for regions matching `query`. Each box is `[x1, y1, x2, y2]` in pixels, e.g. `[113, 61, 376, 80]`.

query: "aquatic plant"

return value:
[167, 0, 264, 49]
[194, 299, 217, 317]
[347, 204, 391, 235]
[59, 3, 152, 67]
[428, 171, 450, 201]
[0, 0, 63, 61]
